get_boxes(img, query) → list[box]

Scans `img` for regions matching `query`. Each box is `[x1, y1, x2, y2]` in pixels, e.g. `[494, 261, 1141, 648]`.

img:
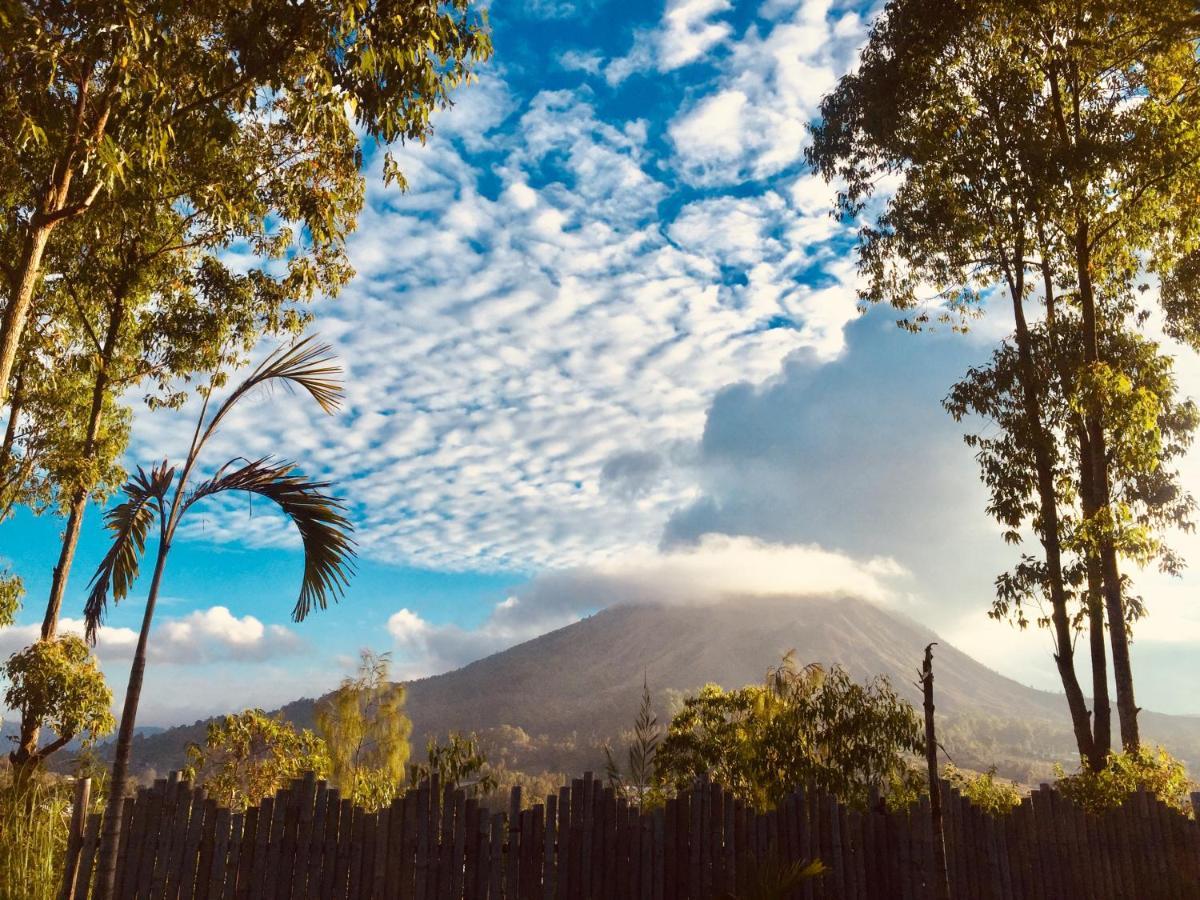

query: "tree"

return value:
[82, 337, 356, 900]
[0, 570, 21, 627]
[10, 188, 327, 774]
[654, 654, 924, 812]
[603, 676, 662, 808]
[0, 0, 492, 405]
[943, 764, 1022, 816]
[3, 634, 115, 772]
[807, 0, 1200, 758]
[182, 709, 330, 812]
[1054, 746, 1194, 815]
[315, 649, 412, 810]
[413, 732, 498, 799]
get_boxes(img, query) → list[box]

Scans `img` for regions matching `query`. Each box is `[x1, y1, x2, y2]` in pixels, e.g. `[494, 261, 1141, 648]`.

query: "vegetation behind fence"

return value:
[61, 771, 1200, 900]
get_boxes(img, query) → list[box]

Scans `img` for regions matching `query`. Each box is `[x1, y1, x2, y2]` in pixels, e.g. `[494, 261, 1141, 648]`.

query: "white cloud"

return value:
[0, 607, 303, 667]
[559, 49, 605, 76]
[386, 535, 907, 676]
[127, 79, 862, 573]
[605, 0, 733, 84]
[658, 0, 735, 70]
[668, 2, 869, 185]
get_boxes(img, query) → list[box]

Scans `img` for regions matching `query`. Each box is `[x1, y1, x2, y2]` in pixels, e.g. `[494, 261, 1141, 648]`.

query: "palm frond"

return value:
[218, 336, 343, 422]
[185, 457, 356, 620]
[84, 462, 174, 643]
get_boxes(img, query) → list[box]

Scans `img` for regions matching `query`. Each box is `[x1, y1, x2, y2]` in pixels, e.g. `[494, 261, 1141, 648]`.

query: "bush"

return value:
[944, 763, 1022, 815]
[1054, 746, 1195, 815]
[0, 768, 73, 900]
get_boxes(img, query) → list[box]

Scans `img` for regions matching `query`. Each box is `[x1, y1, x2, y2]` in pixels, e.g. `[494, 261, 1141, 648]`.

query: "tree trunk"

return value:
[1077, 428, 1112, 766]
[10, 300, 125, 775]
[0, 224, 54, 406]
[1073, 224, 1140, 751]
[92, 538, 170, 900]
[1008, 267, 1096, 764]
[43, 297, 124, 640]
[922, 643, 951, 900]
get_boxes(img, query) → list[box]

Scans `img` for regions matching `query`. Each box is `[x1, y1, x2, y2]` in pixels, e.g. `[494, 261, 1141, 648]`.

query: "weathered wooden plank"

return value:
[372, 807, 391, 899]
[477, 802, 493, 900]
[175, 790, 210, 900]
[319, 795, 345, 900]
[384, 796, 405, 899]
[284, 775, 316, 900]
[204, 806, 232, 900]
[74, 812, 103, 900]
[673, 793, 689, 900]
[330, 800, 354, 900]
[414, 781, 431, 900]
[555, 787, 570, 900]
[132, 780, 166, 899]
[346, 806, 368, 900]
[463, 799, 480, 900]
[193, 799, 219, 900]
[536, 802, 550, 900]
[542, 795, 558, 900]
[151, 776, 184, 900]
[59, 778, 92, 900]
[119, 785, 152, 899]
[301, 783, 329, 900]
[233, 803, 258, 900]
[221, 814, 244, 900]
[489, 812, 506, 900]
[508, 787, 524, 900]
[113, 795, 137, 900]
[398, 790, 417, 900]
[451, 792, 467, 900]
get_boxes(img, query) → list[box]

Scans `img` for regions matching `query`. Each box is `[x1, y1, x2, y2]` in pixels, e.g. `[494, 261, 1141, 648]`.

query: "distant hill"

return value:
[86, 596, 1200, 785]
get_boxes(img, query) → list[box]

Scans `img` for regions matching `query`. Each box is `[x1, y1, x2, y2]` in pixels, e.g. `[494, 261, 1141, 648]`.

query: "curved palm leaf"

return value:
[202, 337, 343, 445]
[185, 456, 356, 620]
[84, 462, 175, 643]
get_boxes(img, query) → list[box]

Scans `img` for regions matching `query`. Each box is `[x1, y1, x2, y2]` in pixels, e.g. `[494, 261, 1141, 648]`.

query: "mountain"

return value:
[94, 596, 1200, 785]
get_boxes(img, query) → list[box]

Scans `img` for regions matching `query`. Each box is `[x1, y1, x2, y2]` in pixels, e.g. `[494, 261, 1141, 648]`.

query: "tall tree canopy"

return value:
[0, 0, 492, 405]
[808, 0, 1200, 761]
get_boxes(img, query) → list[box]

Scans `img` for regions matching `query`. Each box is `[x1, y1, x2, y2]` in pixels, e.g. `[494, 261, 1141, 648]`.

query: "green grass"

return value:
[0, 771, 73, 900]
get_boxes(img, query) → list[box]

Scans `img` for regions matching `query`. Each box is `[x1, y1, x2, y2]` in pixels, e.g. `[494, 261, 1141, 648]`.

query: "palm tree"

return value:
[85, 337, 356, 900]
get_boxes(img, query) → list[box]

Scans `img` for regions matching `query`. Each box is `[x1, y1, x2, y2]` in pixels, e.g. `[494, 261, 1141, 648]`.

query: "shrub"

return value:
[0, 768, 72, 900]
[1054, 746, 1194, 815]
[944, 763, 1022, 815]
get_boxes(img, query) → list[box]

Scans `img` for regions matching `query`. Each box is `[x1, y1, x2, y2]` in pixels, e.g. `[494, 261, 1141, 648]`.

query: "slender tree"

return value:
[83, 337, 356, 900]
[315, 648, 412, 809]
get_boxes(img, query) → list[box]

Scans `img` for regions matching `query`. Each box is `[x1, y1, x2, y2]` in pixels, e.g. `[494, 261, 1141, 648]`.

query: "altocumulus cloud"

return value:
[385, 535, 908, 676]
[121, 0, 873, 576]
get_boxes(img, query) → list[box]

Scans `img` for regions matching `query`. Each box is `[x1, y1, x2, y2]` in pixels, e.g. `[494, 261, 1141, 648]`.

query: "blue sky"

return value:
[2, 0, 1199, 725]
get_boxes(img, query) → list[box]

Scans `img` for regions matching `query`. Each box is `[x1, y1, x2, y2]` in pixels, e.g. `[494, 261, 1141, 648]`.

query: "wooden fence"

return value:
[61, 771, 1200, 900]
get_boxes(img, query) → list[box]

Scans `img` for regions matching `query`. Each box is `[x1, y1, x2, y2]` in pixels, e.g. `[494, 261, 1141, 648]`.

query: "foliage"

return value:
[654, 653, 924, 811]
[83, 337, 355, 639]
[944, 763, 1022, 816]
[603, 676, 664, 808]
[315, 649, 411, 810]
[0, 769, 72, 900]
[182, 709, 330, 812]
[716, 852, 826, 900]
[0, 570, 21, 627]
[84, 338, 355, 898]
[414, 731, 498, 798]
[1054, 747, 1195, 816]
[806, 0, 1200, 760]
[0, 0, 494, 406]
[2, 635, 114, 765]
